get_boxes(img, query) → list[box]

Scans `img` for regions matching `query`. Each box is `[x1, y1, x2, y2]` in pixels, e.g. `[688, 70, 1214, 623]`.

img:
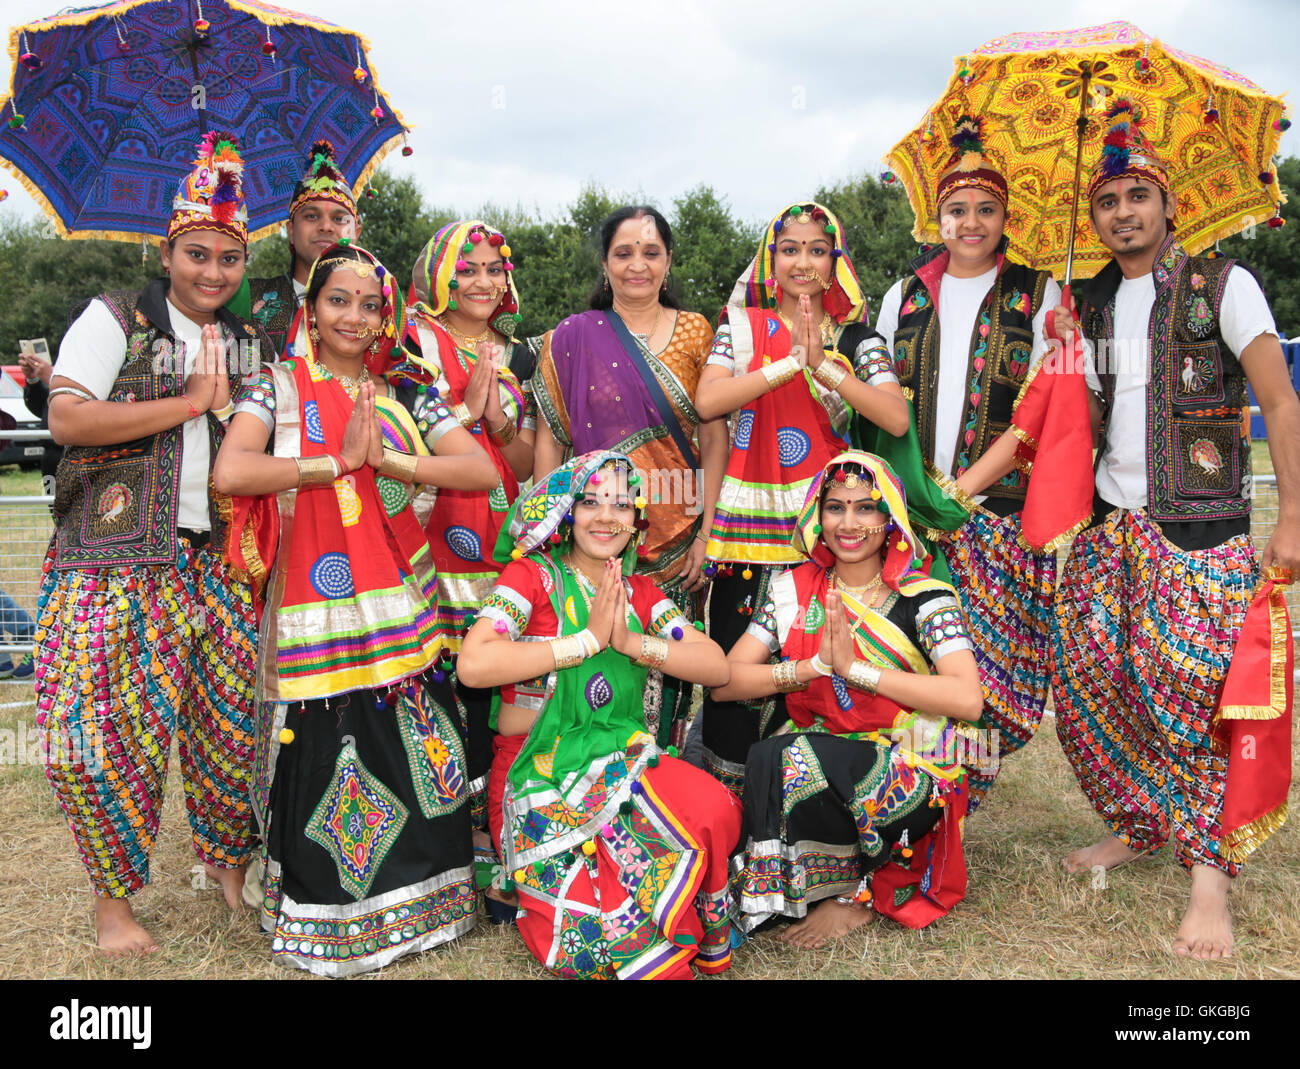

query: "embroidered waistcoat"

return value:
[1081, 236, 1250, 522]
[52, 279, 272, 569]
[891, 247, 1049, 507]
[247, 273, 298, 357]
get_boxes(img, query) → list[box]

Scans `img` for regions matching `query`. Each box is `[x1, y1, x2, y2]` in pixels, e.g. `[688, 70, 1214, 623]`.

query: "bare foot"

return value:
[1172, 866, 1233, 960]
[1063, 835, 1143, 874]
[777, 899, 875, 949]
[204, 863, 249, 910]
[95, 897, 159, 957]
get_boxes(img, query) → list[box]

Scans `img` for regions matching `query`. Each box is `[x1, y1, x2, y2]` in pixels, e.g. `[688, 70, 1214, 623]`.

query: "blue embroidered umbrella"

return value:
[0, 0, 410, 242]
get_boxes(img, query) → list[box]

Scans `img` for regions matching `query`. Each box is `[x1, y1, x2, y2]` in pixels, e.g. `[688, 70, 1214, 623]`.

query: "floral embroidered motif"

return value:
[1185, 295, 1214, 337]
[306, 746, 409, 900]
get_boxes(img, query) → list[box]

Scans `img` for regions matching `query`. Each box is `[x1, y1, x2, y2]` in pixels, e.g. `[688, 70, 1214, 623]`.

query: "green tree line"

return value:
[2, 158, 1296, 361]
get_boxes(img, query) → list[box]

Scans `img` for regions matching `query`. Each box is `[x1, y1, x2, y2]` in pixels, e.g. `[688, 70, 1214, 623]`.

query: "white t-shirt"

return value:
[876, 268, 1062, 486]
[1093, 265, 1277, 509]
[55, 298, 215, 531]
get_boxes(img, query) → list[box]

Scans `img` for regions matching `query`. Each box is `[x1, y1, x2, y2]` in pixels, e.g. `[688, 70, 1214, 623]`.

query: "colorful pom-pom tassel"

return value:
[353, 66, 367, 82]
[278, 728, 294, 744]
[1267, 215, 1286, 229]
[401, 145, 413, 157]
[742, 567, 753, 580]
[670, 626, 683, 640]
[19, 51, 41, 70]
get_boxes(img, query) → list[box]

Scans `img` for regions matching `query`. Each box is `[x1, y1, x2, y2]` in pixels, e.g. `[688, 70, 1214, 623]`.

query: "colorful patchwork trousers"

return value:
[1052, 509, 1257, 874]
[944, 510, 1055, 810]
[34, 542, 257, 897]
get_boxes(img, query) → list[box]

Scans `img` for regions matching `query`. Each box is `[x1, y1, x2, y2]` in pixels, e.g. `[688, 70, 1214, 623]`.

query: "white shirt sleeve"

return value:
[1028, 277, 1061, 372]
[874, 279, 905, 354]
[1220, 266, 1279, 358]
[54, 299, 128, 400]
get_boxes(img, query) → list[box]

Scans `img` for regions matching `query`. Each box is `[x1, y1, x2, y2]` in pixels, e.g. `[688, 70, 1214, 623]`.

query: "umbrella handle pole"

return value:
[1063, 65, 1093, 285]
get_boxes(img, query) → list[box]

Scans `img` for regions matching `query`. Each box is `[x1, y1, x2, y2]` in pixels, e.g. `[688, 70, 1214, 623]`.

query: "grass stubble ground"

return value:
[0, 447, 1296, 980]
[1, 689, 1296, 981]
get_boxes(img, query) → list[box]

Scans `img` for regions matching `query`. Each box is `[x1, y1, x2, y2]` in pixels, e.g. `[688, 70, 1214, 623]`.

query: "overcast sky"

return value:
[1, 0, 1295, 229]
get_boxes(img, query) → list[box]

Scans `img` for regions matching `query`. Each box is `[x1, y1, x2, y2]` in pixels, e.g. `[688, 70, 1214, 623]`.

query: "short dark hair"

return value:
[587, 205, 683, 311]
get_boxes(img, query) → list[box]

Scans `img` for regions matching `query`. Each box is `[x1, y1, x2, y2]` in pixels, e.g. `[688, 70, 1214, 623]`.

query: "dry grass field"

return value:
[0, 444, 1296, 981]
[1, 692, 1296, 981]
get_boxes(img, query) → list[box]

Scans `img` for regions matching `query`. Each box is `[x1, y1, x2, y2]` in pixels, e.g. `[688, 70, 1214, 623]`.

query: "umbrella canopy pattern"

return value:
[0, 0, 408, 242]
[886, 21, 1289, 279]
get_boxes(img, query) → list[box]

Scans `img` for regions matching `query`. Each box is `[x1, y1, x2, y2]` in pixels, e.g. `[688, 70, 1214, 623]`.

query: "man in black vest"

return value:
[1053, 100, 1300, 960]
[247, 140, 361, 357]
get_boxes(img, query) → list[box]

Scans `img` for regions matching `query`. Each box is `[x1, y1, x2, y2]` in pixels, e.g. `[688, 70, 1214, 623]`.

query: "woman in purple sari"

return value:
[532, 206, 727, 747]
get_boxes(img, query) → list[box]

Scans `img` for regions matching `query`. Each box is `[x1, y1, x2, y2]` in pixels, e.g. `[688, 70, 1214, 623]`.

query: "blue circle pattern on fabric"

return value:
[777, 427, 811, 467]
[734, 410, 753, 450]
[309, 552, 355, 599]
[304, 400, 326, 444]
[585, 672, 613, 710]
[445, 526, 482, 562]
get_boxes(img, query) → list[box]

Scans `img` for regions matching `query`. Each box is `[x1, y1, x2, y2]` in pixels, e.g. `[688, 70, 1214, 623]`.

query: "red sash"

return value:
[1214, 572, 1293, 863]
[418, 318, 519, 589]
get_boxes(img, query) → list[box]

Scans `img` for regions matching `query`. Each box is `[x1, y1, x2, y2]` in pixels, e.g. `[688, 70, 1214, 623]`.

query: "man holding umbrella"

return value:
[246, 140, 361, 357]
[1053, 100, 1300, 960]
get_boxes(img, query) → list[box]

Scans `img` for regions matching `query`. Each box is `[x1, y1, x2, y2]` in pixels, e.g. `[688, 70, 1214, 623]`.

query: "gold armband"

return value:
[811, 359, 848, 391]
[379, 448, 420, 483]
[295, 454, 339, 487]
[847, 660, 882, 695]
[635, 634, 669, 670]
[760, 357, 798, 392]
[770, 658, 806, 693]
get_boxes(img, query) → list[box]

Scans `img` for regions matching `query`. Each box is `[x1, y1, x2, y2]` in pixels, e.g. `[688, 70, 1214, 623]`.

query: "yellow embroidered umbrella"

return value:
[884, 20, 1290, 279]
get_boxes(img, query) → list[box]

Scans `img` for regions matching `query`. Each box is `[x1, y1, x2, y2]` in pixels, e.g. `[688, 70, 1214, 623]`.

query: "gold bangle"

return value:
[847, 659, 882, 695]
[812, 358, 848, 391]
[809, 652, 833, 677]
[490, 417, 518, 446]
[212, 401, 236, 422]
[770, 658, 806, 693]
[760, 357, 797, 392]
[295, 454, 339, 487]
[453, 402, 475, 429]
[635, 634, 669, 670]
[379, 448, 419, 483]
[551, 628, 599, 671]
[550, 634, 585, 671]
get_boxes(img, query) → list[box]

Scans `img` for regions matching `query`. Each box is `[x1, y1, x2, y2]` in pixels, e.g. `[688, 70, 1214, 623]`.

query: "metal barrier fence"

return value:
[1, 431, 1297, 660]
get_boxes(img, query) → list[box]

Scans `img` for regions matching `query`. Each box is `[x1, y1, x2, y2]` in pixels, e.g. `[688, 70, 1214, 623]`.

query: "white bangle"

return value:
[809, 652, 833, 677]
